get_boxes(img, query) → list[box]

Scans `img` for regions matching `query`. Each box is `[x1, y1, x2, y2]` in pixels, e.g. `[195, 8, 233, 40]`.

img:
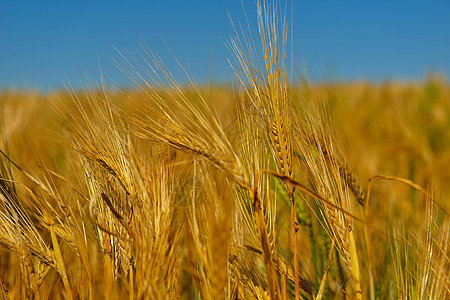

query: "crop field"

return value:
[0, 2, 449, 299]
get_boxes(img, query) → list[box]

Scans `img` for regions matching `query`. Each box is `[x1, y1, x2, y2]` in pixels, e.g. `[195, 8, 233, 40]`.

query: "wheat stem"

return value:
[316, 240, 335, 300]
[49, 225, 73, 300]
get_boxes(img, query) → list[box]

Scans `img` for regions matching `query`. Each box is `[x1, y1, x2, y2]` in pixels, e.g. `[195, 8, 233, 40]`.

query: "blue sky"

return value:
[1, 1, 449, 91]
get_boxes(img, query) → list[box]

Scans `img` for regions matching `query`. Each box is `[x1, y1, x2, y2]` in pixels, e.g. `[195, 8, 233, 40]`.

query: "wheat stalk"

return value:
[228, 1, 302, 297]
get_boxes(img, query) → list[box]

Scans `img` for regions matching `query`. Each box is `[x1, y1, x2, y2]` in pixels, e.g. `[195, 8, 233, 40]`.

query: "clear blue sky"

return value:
[1, 1, 449, 91]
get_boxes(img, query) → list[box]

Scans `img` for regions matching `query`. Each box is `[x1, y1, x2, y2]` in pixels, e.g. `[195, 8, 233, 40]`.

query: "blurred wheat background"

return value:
[0, 1, 449, 299]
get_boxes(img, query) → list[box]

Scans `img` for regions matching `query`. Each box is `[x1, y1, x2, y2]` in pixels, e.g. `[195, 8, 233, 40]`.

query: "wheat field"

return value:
[0, 1, 449, 299]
